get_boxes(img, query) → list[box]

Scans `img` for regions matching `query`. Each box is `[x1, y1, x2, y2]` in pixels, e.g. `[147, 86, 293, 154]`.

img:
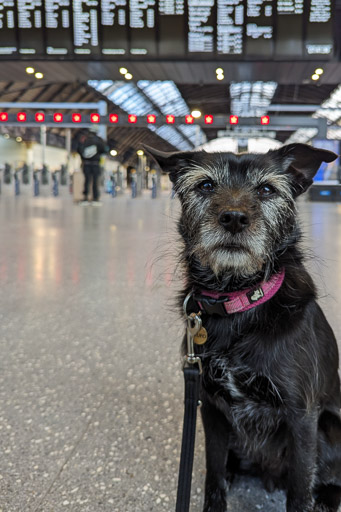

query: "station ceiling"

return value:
[0, 62, 340, 166]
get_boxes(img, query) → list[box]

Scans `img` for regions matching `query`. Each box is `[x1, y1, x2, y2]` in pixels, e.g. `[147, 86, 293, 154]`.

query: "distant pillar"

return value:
[98, 100, 107, 141]
[66, 128, 72, 172]
[40, 125, 47, 166]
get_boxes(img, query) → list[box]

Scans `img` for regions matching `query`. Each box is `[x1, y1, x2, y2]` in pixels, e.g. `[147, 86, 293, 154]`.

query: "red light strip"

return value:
[109, 114, 119, 123]
[0, 112, 8, 121]
[229, 115, 239, 125]
[90, 113, 100, 123]
[128, 114, 137, 123]
[185, 115, 194, 124]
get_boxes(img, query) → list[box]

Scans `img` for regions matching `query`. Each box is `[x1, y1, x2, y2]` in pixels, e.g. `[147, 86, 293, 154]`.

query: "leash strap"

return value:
[175, 366, 201, 512]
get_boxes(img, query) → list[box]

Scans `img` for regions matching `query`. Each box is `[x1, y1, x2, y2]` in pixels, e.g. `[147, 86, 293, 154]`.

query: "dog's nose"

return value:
[218, 211, 250, 234]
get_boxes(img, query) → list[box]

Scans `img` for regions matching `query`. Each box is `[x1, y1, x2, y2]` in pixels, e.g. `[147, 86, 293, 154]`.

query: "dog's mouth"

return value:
[214, 244, 250, 253]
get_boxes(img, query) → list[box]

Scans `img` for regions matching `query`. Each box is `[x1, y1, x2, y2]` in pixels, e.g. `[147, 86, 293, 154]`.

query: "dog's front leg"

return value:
[201, 399, 230, 512]
[286, 411, 318, 512]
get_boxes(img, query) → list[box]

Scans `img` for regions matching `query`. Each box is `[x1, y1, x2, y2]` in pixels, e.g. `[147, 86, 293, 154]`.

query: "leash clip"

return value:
[184, 313, 203, 374]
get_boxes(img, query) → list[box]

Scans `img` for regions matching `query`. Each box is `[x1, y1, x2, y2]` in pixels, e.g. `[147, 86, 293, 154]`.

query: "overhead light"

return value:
[315, 68, 324, 75]
[16, 136, 22, 142]
[26, 66, 35, 74]
[137, 150, 144, 156]
[312, 74, 320, 81]
[216, 68, 224, 74]
[191, 110, 201, 118]
[217, 74, 224, 81]
[3, 133, 9, 139]
[35, 72, 43, 79]
[125, 73, 133, 80]
[119, 67, 128, 75]
[110, 149, 118, 156]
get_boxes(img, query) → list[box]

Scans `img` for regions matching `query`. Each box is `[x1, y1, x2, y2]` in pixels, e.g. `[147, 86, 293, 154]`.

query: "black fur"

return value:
[145, 143, 341, 512]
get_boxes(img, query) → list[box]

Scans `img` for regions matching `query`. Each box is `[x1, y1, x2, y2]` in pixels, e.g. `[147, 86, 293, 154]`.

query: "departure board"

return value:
[129, 0, 157, 55]
[45, 0, 73, 55]
[245, 0, 274, 56]
[276, 0, 304, 56]
[217, 0, 244, 55]
[0, 0, 335, 59]
[188, 0, 215, 53]
[0, 0, 17, 55]
[18, 0, 44, 54]
[101, 0, 129, 55]
[159, 0, 186, 55]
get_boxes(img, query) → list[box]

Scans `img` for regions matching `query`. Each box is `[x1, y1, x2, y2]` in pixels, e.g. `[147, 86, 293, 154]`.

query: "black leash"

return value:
[175, 366, 201, 512]
[176, 300, 204, 512]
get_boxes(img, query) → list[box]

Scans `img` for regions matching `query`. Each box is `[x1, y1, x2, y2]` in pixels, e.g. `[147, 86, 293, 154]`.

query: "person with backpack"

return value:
[76, 130, 108, 205]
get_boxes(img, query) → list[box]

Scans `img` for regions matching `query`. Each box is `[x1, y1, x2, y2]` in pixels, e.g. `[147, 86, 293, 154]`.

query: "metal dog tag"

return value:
[194, 327, 208, 345]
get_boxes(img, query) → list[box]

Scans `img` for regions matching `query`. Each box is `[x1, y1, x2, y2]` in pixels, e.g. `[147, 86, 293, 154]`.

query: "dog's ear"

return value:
[275, 143, 338, 196]
[142, 145, 195, 182]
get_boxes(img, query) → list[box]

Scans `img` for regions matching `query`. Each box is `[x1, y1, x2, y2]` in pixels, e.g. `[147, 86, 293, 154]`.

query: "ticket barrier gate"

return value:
[60, 165, 68, 186]
[52, 171, 59, 197]
[14, 169, 20, 196]
[151, 174, 157, 199]
[116, 169, 124, 193]
[109, 170, 124, 198]
[4, 163, 12, 185]
[110, 175, 117, 197]
[22, 164, 30, 185]
[131, 173, 137, 198]
[41, 165, 49, 185]
[33, 170, 40, 196]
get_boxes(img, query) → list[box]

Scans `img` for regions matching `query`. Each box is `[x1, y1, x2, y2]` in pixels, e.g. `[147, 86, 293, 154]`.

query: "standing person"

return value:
[76, 130, 108, 205]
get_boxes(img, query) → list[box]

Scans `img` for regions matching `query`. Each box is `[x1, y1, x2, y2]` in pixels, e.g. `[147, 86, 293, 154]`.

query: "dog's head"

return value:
[145, 144, 337, 278]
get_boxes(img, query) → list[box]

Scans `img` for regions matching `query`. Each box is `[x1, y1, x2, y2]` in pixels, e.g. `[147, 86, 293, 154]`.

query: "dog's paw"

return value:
[286, 497, 315, 512]
[313, 506, 329, 512]
[203, 483, 228, 512]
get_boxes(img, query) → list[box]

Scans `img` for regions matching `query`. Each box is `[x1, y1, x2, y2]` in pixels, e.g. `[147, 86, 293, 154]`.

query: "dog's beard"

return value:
[202, 247, 265, 277]
[191, 225, 270, 278]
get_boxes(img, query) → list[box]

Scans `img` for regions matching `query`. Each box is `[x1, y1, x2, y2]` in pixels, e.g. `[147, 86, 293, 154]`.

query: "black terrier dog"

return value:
[146, 143, 341, 512]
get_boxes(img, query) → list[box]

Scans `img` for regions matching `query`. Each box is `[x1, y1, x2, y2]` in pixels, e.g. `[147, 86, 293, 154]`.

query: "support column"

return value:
[98, 100, 107, 141]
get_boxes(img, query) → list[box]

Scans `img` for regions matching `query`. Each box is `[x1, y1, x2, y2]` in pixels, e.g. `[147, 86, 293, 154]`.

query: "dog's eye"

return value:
[198, 180, 215, 193]
[257, 184, 276, 198]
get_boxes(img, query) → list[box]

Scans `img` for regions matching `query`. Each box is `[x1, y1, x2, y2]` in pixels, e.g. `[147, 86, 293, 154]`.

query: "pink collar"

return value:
[195, 269, 285, 315]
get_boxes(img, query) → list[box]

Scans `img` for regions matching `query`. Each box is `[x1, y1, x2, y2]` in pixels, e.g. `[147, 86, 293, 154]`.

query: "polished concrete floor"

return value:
[0, 191, 340, 512]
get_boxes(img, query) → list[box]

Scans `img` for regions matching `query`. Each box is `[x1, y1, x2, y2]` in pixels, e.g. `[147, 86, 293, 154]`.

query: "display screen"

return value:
[0, 0, 335, 58]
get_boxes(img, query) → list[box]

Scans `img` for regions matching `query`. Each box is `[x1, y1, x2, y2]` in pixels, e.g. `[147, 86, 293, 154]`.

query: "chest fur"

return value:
[204, 356, 285, 454]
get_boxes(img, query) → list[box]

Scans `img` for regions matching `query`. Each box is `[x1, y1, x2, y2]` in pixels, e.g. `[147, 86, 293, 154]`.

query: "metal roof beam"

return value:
[0, 101, 101, 109]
